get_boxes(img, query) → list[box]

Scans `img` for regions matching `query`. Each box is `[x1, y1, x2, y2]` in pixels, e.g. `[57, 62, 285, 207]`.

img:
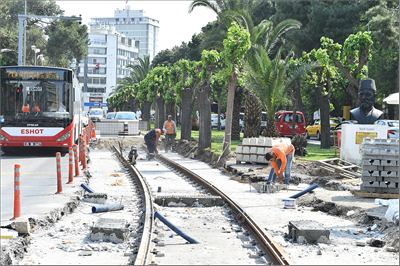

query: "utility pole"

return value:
[18, 14, 82, 66]
[23, 0, 27, 65]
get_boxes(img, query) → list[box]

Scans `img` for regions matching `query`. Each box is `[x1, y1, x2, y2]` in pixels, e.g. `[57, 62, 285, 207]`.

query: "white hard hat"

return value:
[163, 129, 167, 135]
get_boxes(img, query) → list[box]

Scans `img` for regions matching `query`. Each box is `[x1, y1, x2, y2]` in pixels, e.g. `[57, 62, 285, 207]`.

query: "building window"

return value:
[87, 88, 105, 93]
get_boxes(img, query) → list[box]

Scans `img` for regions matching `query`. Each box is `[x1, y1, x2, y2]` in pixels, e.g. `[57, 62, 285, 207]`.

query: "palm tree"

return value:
[245, 45, 317, 137]
[127, 55, 152, 83]
[190, 1, 302, 142]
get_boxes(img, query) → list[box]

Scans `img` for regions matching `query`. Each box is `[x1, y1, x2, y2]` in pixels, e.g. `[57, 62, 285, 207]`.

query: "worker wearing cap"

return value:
[163, 115, 177, 153]
[264, 142, 295, 185]
[144, 128, 165, 155]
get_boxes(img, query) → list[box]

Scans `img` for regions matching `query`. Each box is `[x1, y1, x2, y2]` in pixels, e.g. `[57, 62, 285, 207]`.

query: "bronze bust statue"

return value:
[350, 79, 383, 124]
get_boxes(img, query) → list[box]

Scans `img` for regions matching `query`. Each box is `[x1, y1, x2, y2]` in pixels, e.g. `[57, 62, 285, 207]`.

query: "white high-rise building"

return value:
[89, 5, 159, 61]
[76, 26, 139, 112]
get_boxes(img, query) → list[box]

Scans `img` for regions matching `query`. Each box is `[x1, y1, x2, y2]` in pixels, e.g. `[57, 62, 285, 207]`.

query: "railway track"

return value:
[112, 145, 293, 265]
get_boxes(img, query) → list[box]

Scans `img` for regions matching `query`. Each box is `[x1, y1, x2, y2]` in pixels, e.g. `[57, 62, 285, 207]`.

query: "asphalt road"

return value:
[307, 137, 321, 145]
[0, 147, 85, 224]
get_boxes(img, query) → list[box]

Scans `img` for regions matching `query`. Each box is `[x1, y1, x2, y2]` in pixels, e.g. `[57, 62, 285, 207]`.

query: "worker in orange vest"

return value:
[265, 142, 295, 185]
[163, 115, 177, 153]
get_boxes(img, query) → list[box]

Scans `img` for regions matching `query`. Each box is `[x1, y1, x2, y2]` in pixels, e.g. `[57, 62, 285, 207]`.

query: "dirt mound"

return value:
[90, 138, 144, 151]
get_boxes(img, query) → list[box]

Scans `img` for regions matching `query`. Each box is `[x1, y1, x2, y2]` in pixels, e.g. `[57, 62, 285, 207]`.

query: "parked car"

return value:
[306, 117, 341, 140]
[274, 111, 306, 137]
[115, 112, 138, 120]
[89, 108, 105, 122]
[239, 112, 244, 132]
[330, 120, 358, 135]
[81, 111, 89, 126]
[106, 112, 117, 119]
[260, 111, 267, 134]
[211, 114, 225, 129]
[374, 120, 399, 139]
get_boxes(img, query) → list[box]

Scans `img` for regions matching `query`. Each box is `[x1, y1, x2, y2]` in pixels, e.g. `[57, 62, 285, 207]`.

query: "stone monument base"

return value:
[340, 124, 387, 166]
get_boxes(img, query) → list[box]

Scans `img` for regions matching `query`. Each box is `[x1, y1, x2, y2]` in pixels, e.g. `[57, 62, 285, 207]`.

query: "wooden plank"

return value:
[342, 178, 361, 183]
[351, 190, 399, 199]
[318, 161, 360, 175]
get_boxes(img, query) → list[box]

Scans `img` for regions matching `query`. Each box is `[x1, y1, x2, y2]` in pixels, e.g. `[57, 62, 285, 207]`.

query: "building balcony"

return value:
[88, 53, 107, 58]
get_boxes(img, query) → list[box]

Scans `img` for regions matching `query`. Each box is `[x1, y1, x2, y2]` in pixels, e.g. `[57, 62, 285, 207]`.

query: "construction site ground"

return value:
[1, 136, 399, 265]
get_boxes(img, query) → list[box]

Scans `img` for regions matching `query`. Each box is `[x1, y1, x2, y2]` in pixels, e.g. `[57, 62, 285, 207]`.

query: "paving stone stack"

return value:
[235, 137, 291, 165]
[360, 138, 399, 194]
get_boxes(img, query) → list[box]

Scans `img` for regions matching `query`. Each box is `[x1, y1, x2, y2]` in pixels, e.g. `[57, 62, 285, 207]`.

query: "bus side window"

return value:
[75, 87, 80, 102]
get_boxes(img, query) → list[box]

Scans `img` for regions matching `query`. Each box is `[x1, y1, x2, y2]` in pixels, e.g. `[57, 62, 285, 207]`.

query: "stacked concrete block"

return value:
[360, 138, 399, 194]
[235, 137, 290, 165]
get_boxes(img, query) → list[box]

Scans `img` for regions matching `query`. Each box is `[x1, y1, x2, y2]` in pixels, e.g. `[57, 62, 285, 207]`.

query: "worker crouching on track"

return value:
[265, 142, 295, 185]
[144, 128, 165, 157]
[163, 115, 177, 153]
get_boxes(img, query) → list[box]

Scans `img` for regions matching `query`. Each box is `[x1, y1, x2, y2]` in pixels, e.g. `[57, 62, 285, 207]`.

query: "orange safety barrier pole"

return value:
[82, 142, 87, 170]
[92, 120, 97, 138]
[10, 164, 21, 221]
[55, 152, 63, 194]
[80, 137, 85, 165]
[86, 127, 89, 145]
[79, 137, 83, 164]
[67, 147, 74, 184]
[73, 144, 81, 177]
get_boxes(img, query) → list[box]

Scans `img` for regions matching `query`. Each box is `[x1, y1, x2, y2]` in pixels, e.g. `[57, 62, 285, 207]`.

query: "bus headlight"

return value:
[57, 131, 70, 141]
[0, 133, 9, 141]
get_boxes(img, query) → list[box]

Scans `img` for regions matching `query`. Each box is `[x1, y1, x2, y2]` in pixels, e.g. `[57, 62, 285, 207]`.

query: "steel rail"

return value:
[157, 154, 293, 265]
[111, 145, 155, 265]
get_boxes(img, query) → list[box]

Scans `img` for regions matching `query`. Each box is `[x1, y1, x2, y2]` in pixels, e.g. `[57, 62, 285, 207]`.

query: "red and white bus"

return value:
[0, 66, 83, 152]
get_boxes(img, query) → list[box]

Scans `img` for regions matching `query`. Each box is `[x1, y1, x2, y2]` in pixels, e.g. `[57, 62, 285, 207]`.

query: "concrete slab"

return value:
[90, 218, 127, 243]
[13, 217, 31, 234]
[154, 195, 223, 207]
[288, 220, 330, 244]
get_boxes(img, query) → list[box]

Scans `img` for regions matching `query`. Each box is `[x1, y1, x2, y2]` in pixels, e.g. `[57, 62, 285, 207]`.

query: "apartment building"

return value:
[88, 5, 159, 61]
[76, 26, 139, 112]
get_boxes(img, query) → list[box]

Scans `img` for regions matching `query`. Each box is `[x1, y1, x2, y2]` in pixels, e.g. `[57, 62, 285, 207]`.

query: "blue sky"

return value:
[56, 0, 217, 51]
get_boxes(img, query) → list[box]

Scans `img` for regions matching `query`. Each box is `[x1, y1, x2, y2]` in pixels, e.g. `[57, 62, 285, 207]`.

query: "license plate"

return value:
[24, 142, 41, 146]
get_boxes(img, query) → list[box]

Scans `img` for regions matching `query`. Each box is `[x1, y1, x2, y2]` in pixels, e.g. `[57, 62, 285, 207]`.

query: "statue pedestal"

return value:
[340, 124, 387, 166]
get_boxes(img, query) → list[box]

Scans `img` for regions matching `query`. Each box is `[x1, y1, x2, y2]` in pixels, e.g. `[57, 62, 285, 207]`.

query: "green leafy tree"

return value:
[1, 0, 88, 67]
[220, 22, 251, 156]
[197, 50, 220, 149]
[175, 59, 202, 140]
[321, 31, 373, 106]
[271, 1, 370, 56]
[301, 46, 340, 149]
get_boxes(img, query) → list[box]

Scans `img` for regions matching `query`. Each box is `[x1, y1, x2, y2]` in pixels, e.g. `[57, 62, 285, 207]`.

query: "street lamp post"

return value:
[31, 45, 40, 66]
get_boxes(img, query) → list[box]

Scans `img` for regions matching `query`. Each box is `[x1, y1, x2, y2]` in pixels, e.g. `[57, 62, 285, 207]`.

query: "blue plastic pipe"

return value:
[154, 211, 199, 244]
[290, 183, 319, 199]
[81, 183, 95, 193]
[92, 204, 124, 213]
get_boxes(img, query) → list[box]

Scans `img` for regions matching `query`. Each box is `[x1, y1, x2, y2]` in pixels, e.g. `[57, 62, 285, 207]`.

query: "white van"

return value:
[89, 108, 105, 122]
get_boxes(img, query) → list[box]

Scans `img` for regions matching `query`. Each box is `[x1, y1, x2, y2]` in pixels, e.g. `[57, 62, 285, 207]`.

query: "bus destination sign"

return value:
[5, 70, 63, 81]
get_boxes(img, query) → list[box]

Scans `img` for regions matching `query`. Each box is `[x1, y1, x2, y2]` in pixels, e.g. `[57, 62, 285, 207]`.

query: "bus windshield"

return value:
[1, 77, 72, 127]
